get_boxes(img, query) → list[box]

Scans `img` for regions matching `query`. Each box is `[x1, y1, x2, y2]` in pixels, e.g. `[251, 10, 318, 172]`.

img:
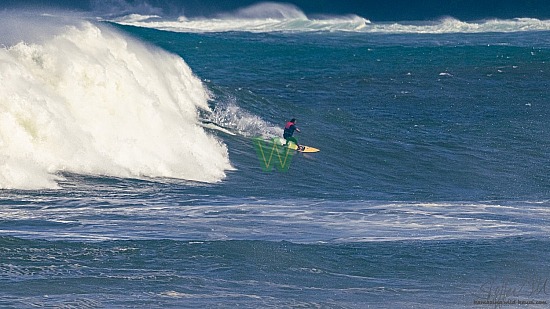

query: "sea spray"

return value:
[206, 99, 281, 138]
[0, 17, 232, 189]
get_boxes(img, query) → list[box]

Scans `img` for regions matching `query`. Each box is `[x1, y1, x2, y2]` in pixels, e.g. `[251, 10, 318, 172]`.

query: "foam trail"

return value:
[0, 15, 232, 189]
[205, 99, 281, 139]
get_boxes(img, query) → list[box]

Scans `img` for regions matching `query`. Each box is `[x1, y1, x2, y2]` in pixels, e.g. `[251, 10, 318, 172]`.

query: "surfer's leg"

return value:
[286, 137, 298, 146]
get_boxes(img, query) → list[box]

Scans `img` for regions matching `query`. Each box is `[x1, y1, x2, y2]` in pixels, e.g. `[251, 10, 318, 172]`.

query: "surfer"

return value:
[283, 118, 304, 151]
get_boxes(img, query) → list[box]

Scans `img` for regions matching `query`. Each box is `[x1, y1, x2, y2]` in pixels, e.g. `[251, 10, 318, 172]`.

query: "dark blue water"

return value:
[130, 28, 550, 201]
[1, 2, 550, 308]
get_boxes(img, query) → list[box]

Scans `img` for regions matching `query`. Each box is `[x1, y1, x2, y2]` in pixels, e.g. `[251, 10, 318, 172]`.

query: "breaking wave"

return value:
[0, 14, 232, 189]
[110, 3, 550, 34]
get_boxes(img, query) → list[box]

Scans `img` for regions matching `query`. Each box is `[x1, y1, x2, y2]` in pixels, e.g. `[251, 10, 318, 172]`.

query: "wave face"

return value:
[0, 15, 231, 189]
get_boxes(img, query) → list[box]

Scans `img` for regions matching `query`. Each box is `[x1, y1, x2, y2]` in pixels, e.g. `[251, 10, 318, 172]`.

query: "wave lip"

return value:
[0, 16, 232, 189]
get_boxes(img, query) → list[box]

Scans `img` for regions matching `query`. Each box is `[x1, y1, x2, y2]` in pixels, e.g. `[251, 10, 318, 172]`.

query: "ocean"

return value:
[1, 1, 550, 308]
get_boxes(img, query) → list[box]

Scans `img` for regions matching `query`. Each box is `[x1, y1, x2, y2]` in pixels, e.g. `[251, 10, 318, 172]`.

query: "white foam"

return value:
[113, 11, 550, 34]
[206, 99, 281, 139]
[111, 2, 370, 33]
[2, 199, 548, 242]
[367, 17, 550, 34]
[0, 16, 232, 189]
[113, 15, 370, 33]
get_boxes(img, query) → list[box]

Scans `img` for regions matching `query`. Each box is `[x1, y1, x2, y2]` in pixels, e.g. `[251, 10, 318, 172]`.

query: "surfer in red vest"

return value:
[283, 118, 303, 150]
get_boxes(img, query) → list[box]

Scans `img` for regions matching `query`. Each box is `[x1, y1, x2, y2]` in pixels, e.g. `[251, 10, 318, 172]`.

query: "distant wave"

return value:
[110, 2, 550, 34]
[113, 14, 550, 34]
[368, 17, 550, 34]
[111, 2, 370, 33]
[0, 14, 232, 189]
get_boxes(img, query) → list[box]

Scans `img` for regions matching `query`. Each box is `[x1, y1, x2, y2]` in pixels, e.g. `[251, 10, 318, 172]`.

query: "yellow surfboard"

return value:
[272, 137, 320, 153]
[287, 143, 320, 153]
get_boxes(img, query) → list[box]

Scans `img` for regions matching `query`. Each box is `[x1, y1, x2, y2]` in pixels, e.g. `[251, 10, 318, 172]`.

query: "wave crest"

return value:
[226, 2, 307, 20]
[0, 17, 232, 189]
[113, 9, 550, 34]
[112, 2, 370, 33]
